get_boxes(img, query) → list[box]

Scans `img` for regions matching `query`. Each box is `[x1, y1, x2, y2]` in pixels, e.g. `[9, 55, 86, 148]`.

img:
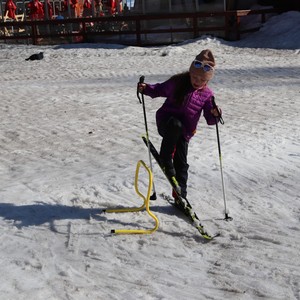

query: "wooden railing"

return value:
[0, 8, 283, 46]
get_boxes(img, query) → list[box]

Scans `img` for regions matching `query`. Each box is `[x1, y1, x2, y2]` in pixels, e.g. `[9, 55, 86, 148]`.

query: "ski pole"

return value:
[211, 96, 232, 221]
[137, 75, 157, 200]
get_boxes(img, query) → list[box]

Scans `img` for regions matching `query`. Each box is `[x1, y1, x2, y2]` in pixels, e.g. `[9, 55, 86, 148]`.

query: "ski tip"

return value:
[199, 229, 213, 240]
[207, 232, 221, 240]
[198, 226, 221, 241]
[201, 233, 217, 241]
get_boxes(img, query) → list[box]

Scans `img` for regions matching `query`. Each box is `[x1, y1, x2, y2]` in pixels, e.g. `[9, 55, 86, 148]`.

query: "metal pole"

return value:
[137, 76, 157, 200]
[211, 96, 232, 221]
[169, 0, 173, 43]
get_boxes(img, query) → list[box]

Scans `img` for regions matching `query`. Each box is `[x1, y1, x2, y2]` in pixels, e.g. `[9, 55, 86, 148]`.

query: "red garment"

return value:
[62, 0, 67, 11]
[44, 0, 53, 19]
[63, 0, 78, 11]
[83, 0, 92, 9]
[27, 0, 44, 20]
[5, 0, 17, 19]
[70, 0, 78, 9]
[110, 0, 116, 15]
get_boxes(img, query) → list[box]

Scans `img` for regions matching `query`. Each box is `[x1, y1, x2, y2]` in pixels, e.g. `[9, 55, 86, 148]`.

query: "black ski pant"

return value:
[158, 117, 189, 198]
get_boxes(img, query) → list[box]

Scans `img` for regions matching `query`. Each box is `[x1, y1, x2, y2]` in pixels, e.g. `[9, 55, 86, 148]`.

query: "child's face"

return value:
[190, 73, 208, 90]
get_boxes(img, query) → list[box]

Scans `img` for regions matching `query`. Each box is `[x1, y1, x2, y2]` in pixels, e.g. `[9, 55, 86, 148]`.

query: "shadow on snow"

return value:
[0, 202, 105, 228]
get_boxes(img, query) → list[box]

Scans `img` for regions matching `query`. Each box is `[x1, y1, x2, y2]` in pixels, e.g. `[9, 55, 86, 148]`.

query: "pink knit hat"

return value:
[189, 49, 215, 81]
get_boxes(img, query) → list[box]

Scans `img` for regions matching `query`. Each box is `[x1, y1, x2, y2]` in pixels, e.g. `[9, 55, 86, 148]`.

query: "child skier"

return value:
[138, 49, 222, 200]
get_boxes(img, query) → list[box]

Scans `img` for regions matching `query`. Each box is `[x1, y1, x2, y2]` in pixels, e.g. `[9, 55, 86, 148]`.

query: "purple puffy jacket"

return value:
[143, 76, 218, 141]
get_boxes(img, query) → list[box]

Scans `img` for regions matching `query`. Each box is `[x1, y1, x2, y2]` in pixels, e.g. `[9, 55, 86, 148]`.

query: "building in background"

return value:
[0, 0, 297, 45]
[131, 0, 264, 14]
[130, 0, 299, 13]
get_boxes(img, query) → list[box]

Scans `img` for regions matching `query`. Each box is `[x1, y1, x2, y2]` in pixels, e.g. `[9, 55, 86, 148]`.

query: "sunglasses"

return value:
[193, 60, 214, 72]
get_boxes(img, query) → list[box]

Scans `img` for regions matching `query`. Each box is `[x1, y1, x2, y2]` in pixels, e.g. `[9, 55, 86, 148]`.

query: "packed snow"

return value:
[0, 11, 299, 300]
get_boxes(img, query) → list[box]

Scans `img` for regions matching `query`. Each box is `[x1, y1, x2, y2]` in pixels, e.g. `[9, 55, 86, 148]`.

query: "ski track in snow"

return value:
[1, 13, 300, 300]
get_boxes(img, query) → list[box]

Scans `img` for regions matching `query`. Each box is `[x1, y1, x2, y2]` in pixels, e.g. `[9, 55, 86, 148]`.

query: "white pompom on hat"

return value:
[189, 49, 215, 81]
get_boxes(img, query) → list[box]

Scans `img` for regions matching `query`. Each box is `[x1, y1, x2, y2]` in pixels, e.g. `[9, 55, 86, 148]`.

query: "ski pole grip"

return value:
[139, 75, 145, 84]
[211, 96, 217, 109]
[137, 75, 145, 103]
[211, 96, 224, 125]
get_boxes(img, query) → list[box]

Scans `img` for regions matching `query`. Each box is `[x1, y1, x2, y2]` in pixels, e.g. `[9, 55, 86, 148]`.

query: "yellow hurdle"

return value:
[105, 160, 159, 234]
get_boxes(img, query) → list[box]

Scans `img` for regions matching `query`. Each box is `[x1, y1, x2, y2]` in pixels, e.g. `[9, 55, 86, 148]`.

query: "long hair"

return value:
[170, 72, 192, 105]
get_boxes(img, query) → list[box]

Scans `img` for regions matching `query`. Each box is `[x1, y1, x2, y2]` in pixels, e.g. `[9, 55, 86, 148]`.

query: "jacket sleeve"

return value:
[143, 77, 175, 99]
[203, 96, 220, 125]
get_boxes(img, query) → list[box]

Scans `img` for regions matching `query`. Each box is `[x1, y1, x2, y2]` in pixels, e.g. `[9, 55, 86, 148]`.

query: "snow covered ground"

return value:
[0, 11, 299, 300]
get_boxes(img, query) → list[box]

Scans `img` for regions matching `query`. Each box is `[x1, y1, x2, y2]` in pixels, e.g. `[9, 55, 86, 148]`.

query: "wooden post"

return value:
[136, 18, 141, 46]
[31, 23, 37, 45]
[193, 16, 197, 39]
